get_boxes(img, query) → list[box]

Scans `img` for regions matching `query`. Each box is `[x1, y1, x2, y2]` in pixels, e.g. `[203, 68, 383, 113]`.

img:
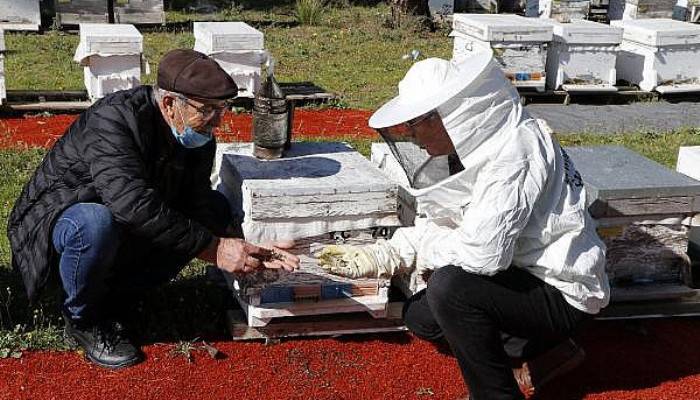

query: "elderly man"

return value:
[319, 52, 609, 399]
[7, 49, 299, 369]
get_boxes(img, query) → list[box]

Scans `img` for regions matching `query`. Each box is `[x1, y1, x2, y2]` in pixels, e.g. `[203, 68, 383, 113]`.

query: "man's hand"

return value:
[316, 239, 401, 279]
[199, 238, 300, 273]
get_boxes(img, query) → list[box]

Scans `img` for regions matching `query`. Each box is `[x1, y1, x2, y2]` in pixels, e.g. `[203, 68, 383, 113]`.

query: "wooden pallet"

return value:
[227, 302, 406, 342]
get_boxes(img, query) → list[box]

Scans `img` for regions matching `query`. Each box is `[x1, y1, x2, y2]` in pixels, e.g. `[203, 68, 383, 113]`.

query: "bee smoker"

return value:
[252, 60, 291, 159]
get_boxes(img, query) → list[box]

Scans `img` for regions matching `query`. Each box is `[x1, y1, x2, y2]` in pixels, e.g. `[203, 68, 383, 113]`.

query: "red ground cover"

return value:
[2, 319, 700, 400]
[3, 111, 700, 399]
[0, 109, 378, 149]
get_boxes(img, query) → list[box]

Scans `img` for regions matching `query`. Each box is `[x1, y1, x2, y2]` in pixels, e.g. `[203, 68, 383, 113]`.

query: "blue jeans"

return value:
[52, 203, 190, 324]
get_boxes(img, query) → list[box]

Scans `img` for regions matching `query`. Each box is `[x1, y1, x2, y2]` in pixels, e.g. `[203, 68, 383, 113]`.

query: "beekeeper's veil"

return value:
[369, 51, 521, 191]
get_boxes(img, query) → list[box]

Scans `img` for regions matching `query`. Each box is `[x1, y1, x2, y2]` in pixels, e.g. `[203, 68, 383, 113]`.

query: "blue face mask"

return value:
[171, 125, 212, 148]
[170, 100, 214, 148]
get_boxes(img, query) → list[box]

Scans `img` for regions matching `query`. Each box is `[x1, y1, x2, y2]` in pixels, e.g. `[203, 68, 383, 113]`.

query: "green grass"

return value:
[2, 129, 700, 355]
[4, 4, 450, 109]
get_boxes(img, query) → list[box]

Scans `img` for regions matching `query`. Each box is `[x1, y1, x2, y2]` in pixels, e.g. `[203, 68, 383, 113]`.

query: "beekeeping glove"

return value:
[317, 239, 402, 279]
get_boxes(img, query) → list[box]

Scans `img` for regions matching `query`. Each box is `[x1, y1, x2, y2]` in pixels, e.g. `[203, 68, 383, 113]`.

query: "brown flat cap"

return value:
[158, 49, 238, 100]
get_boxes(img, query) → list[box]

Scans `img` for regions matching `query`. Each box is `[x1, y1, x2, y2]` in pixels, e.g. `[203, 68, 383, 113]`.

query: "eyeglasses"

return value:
[377, 110, 440, 139]
[177, 96, 229, 116]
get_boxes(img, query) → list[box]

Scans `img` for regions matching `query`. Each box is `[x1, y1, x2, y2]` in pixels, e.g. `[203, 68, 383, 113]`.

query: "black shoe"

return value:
[513, 339, 585, 397]
[64, 316, 143, 369]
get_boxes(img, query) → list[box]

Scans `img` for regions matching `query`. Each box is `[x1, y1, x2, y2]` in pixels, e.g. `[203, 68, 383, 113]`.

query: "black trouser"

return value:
[403, 265, 589, 400]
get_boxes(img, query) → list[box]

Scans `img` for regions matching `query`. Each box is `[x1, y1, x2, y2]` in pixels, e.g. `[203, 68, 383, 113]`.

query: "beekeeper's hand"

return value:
[316, 239, 401, 279]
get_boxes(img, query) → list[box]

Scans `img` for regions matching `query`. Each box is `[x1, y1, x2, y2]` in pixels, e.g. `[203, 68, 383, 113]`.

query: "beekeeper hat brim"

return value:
[369, 51, 494, 129]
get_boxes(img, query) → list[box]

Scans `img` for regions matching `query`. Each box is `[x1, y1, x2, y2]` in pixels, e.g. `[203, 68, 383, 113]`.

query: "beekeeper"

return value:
[318, 52, 610, 400]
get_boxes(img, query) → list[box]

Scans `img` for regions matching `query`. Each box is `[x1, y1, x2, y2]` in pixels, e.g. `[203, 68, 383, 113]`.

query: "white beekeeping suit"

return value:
[323, 52, 609, 315]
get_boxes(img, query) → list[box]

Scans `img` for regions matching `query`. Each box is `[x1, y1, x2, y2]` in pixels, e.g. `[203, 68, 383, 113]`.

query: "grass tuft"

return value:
[295, 0, 326, 26]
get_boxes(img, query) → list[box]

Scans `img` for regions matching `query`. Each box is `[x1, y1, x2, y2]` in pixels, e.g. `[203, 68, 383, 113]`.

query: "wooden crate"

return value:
[54, 0, 109, 26]
[113, 0, 165, 25]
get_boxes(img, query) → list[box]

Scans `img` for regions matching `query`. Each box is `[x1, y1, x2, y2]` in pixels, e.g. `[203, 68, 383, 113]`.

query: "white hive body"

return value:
[537, 0, 592, 21]
[55, 0, 110, 25]
[0, 0, 41, 31]
[213, 142, 401, 327]
[194, 22, 268, 98]
[451, 14, 553, 92]
[74, 23, 144, 101]
[0, 29, 5, 105]
[113, 0, 165, 25]
[622, 0, 677, 19]
[214, 142, 401, 243]
[566, 146, 700, 302]
[612, 19, 700, 93]
[539, 19, 622, 91]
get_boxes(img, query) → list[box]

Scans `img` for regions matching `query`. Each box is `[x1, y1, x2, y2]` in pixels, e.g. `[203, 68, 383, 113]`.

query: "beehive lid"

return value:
[452, 14, 553, 43]
[219, 141, 399, 221]
[541, 19, 622, 45]
[74, 23, 142, 63]
[564, 146, 700, 218]
[193, 22, 264, 53]
[611, 19, 700, 47]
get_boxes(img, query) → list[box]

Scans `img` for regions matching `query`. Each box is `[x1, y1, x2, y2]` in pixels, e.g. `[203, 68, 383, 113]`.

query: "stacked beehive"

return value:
[451, 14, 553, 92]
[194, 22, 268, 99]
[566, 145, 700, 302]
[613, 18, 700, 93]
[73, 23, 144, 101]
[540, 19, 622, 91]
[214, 142, 402, 327]
[0, 0, 41, 31]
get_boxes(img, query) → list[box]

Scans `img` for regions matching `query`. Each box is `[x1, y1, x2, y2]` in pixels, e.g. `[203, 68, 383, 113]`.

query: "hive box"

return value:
[0, 0, 41, 31]
[194, 22, 267, 98]
[113, 0, 165, 25]
[612, 18, 700, 93]
[538, 0, 592, 21]
[74, 24, 144, 101]
[451, 14, 553, 91]
[566, 145, 700, 301]
[54, 0, 109, 26]
[623, 0, 677, 19]
[215, 142, 401, 244]
[540, 19, 622, 91]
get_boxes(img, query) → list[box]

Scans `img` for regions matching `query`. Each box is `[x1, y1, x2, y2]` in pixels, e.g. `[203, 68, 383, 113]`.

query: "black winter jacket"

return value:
[8, 86, 227, 301]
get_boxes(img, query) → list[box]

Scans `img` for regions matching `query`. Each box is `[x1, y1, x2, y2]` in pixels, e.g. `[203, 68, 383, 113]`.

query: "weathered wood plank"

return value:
[248, 190, 398, 219]
[227, 304, 406, 341]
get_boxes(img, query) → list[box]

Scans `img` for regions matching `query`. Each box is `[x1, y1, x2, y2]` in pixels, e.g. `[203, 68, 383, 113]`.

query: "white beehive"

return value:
[0, 29, 5, 105]
[0, 0, 41, 31]
[194, 22, 268, 98]
[539, 19, 622, 91]
[451, 14, 553, 91]
[612, 19, 700, 93]
[215, 142, 401, 243]
[74, 24, 144, 101]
